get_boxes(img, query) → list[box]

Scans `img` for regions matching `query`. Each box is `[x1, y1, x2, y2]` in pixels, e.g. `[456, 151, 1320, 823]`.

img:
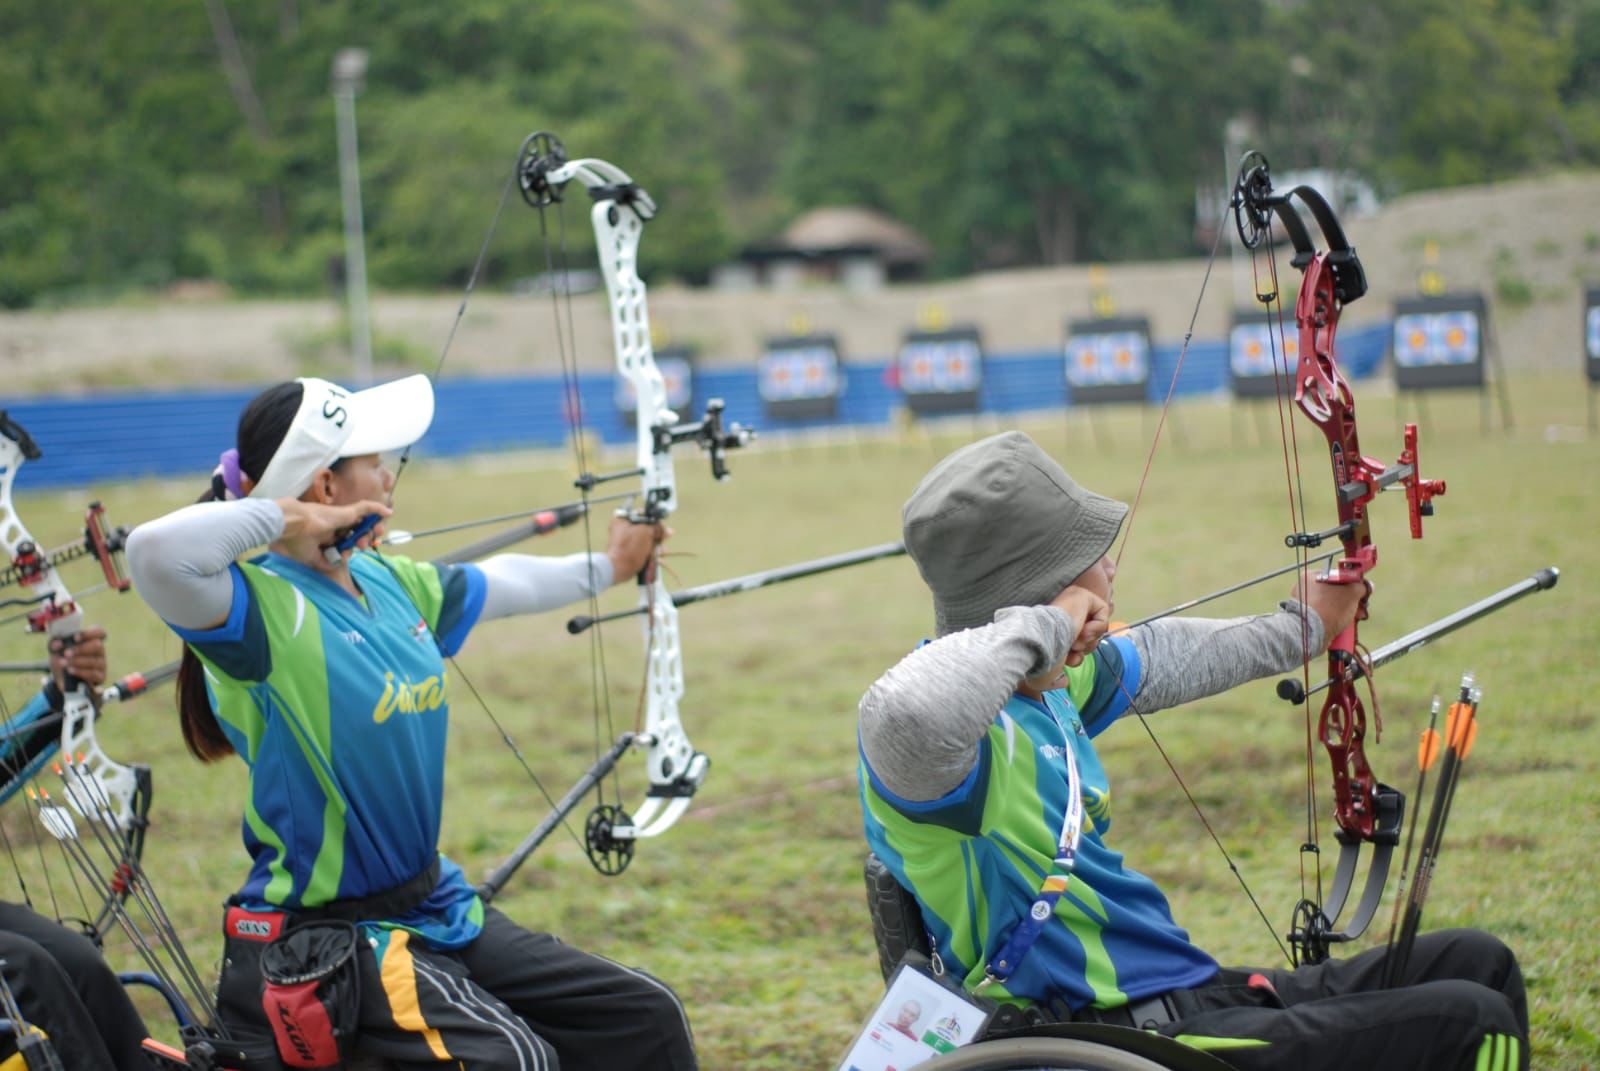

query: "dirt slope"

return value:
[3, 172, 1597, 394]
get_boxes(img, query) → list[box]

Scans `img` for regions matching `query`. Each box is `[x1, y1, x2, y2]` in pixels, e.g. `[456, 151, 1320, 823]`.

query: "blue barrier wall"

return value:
[2, 321, 1389, 489]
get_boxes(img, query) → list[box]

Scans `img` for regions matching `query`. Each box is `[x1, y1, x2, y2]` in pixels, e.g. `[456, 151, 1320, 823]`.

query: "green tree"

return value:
[1378, 0, 1571, 188]
[875, 0, 1243, 270]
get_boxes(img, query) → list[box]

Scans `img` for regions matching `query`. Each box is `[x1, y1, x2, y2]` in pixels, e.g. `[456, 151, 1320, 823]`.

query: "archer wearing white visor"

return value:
[126, 377, 697, 1071]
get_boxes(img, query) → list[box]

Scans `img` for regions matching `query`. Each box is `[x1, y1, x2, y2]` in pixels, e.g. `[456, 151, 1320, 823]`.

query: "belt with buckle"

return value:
[1075, 991, 1179, 1029]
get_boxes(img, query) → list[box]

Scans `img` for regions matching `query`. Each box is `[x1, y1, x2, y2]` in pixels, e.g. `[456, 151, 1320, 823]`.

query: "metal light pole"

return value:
[331, 47, 373, 384]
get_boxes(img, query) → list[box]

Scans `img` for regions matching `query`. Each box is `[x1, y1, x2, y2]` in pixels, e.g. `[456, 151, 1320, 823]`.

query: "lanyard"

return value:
[979, 704, 1085, 988]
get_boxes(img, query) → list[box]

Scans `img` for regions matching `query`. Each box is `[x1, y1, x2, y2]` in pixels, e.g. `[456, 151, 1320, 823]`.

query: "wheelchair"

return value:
[863, 853, 1234, 1071]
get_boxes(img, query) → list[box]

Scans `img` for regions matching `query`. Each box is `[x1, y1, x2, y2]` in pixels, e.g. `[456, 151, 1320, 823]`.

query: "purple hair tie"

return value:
[215, 448, 246, 500]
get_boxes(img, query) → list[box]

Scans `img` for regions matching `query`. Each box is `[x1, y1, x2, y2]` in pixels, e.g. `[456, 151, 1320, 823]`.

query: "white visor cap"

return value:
[249, 374, 435, 501]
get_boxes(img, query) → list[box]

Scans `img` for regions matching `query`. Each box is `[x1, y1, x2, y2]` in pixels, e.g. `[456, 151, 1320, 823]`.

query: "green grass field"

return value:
[3, 373, 1597, 1069]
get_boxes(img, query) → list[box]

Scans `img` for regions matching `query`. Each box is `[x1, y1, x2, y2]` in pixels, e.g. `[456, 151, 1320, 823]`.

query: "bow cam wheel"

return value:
[518, 131, 569, 208]
[585, 804, 636, 876]
[1232, 150, 1275, 250]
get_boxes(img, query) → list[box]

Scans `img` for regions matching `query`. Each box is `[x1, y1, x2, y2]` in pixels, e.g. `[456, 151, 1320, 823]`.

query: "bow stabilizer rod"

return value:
[1277, 567, 1559, 704]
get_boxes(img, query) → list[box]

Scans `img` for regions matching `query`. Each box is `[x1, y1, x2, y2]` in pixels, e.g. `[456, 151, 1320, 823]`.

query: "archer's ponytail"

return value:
[176, 649, 234, 761]
[174, 381, 304, 762]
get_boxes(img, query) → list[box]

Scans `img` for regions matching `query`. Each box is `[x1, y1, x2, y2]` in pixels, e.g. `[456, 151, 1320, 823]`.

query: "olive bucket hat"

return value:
[902, 431, 1127, 635]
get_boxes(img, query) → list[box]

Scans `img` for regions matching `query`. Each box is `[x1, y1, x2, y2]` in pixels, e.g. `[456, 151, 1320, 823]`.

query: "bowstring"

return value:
[537, 186, 626, 824]
[1248, 218, 1329, 935]
[394, 143, 596, 860]
[1111, 198, 1228, 574]
[0, 606, 106, 941]
[1098, 192, 1292, 966]
[0, 682, 64, 924]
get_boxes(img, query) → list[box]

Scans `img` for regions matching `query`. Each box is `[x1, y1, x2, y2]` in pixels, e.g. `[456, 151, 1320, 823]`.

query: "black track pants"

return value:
[223, 905, 697, 1071]
[0, 900, 153, 1071]
[1157, 928, 1528, 1071]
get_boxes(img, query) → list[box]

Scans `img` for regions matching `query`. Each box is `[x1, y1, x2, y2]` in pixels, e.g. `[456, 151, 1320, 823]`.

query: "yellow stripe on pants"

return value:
[378, 929, 451, 1060]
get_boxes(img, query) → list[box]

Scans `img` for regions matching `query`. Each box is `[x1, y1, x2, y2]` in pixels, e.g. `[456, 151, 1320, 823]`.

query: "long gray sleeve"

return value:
[1127, 602, 1325, 714]
[127, 499, 616, 629]
[125, 498, 285, 629]
[477, 552, 614, 620]
[858, 602, 1324, 803]
[859, 605, 1078, 802]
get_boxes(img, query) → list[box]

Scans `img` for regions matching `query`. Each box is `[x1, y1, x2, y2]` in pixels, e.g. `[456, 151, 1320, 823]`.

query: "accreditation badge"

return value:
[836, 952, 997, 1071]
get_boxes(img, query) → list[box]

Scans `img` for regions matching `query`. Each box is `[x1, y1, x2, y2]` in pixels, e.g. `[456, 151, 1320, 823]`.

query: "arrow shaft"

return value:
[566, 542, 906, 635]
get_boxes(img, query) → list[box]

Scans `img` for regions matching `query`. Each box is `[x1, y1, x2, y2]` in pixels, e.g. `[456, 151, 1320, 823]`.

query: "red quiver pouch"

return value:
[259, 920, 362, 1070]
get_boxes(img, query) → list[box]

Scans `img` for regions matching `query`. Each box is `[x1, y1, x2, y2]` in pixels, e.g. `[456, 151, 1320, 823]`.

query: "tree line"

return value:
[1, 0, 1596, 308]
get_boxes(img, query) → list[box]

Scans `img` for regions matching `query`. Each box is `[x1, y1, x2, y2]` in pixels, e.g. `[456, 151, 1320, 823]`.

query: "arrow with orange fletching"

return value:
[1383, 673, 1481, 987]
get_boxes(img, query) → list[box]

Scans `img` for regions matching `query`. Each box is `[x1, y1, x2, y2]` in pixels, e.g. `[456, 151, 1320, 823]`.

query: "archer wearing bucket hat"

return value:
[902, 430, 1127, 636]
[856, 430, 1528, 1071]
[124, 378, 697, 1071]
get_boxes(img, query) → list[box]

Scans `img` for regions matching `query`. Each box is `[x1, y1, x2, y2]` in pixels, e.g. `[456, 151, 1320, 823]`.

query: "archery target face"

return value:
[615, 354, 694, 413]
[1064, 329, 1149, 387]
[899, 337, 982, 394]
[1393, 310, 1481, 367]
[1230, 321, 1298, 377]
[760, 344, 842, 401]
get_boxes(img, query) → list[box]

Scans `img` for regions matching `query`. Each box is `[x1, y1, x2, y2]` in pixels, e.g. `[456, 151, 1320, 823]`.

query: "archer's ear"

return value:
[304, 467, 340, 505]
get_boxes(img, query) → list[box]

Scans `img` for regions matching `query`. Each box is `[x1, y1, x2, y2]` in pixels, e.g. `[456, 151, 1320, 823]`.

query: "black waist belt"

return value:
[1073, 991, 1179, 1029]
[989, 991, 1179, 1034]
[1073, 968, 1268, 1028]
[988, 968, 1270, 1035]
[293, 855, 442, 923]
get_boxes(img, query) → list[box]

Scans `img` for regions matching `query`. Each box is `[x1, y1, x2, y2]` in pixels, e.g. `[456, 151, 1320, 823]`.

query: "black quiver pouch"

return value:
[258, 920, 362, 1070]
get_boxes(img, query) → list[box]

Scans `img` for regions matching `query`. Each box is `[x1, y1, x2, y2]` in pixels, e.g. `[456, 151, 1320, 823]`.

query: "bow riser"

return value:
[1286, 251, 1386, 842]
[545, 151, 709, 843]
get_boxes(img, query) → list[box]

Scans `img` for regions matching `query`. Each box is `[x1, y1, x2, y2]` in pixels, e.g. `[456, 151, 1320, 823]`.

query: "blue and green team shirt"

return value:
[860, 634, 1221, 1010]
[170, 550, 488, 950]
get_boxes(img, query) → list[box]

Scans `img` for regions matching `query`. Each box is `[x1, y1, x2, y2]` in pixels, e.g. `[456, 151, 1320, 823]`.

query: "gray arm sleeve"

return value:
[1126, 600, 1324, 714]
[858, 605, 1077, 802]
[477, 552, 615, 620]
[858, 601, 1325, 804]
[124, 498, 285, 629]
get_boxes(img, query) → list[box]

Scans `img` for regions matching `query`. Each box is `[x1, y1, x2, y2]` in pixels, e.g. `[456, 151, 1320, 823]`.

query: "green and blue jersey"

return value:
[860, 635, 1219, 1009]
[173, 550, 487, 948]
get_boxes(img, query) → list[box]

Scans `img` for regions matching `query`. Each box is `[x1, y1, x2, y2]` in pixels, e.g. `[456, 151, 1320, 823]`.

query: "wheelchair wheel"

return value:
[916, 1036, 1179, 1071]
